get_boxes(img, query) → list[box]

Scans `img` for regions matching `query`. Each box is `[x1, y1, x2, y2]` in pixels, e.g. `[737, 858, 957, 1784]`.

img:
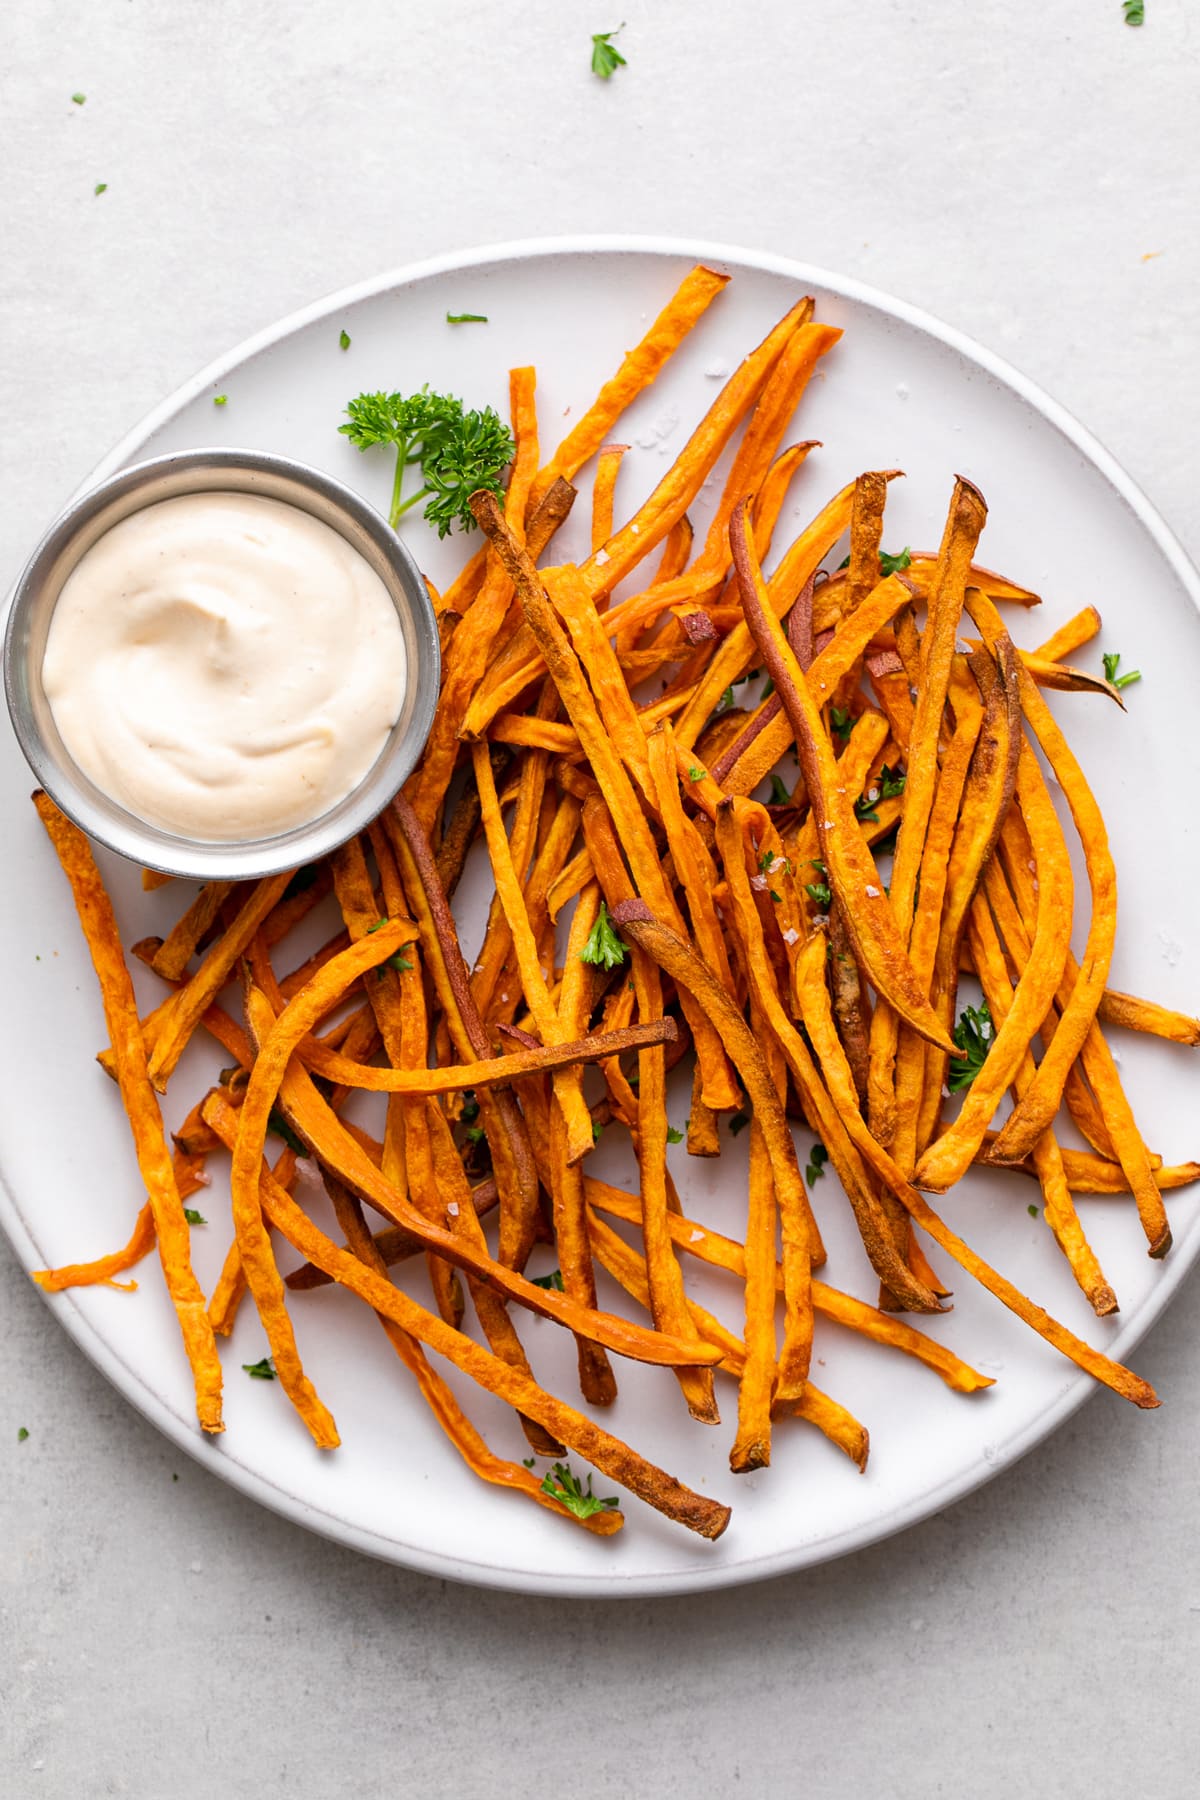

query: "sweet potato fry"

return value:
[33, 1202, 156, 1293]
[143, 870, 294, 1092]
[33, 793, 224, 1434]
[914, 741, 1074, 1192]
[969, 591, 1120, 1167]
[591, 443, 629, 551]
[729, 501, 956, 1054]
[148, 880, 235, 981]
[471, 741, 594, 1161]
[208, 1098, 728, 1538]
[866, 477, 987, 1145]
[1035, 606, 1102, 662]
[611, 898, 819, 1402]
[528, 263, 730, 509]
[1097, 990, 1200, 1046]
[240, 953, 723, 1372]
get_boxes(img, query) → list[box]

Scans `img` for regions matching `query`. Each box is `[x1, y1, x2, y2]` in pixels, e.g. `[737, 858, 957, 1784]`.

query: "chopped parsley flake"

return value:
[805, 1142, 828, 1187]
[242, 1357, 276, 1380]
[590, 27, 627, 79]
[267, 1110, 310, 1158]
[1102, 651, 1142, 691]
[949, 1001, 993, 1092]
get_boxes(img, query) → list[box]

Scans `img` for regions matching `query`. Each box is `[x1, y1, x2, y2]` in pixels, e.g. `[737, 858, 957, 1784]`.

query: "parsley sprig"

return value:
[340, 386, 514, 536]
[580, 901, 628, 970]
[541, 1462, 620, 1518]
[949, 1001, 993, 1092]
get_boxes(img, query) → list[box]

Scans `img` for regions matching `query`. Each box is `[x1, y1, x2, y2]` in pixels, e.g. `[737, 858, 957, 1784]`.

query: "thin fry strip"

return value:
[775, 920, 943, 1313]
[729, 500, 956, 1053]
[976, 1139, 1197, 1196]
[674, 479, 859, 750]
[208, 1099, 729, 1538]
[584, 1207, 868, 1469]
[969, 591, 1121, 1165]
[319, 1164, 612, 1531]
[914, 741, 1074, 1192]
[471, 742, 594, 1161]
[866, 477, 988, 1145]
[1035, 606, 1103, 662]
[387, 794, 542, 1271]
[590, 443, 629, 551]
[1097, 990, 1200, 1046]
[529, 263, 730, 508]
[142, 870, 294, 1091]
[984, 834, 1172, 1257]
[296, 1017, 677, 1092]
[575, 796, 720, 1420]
[917, 638, 1023, 1156]
[584, 1182, 993, 1394]
[575, 299, 821, 597]
[893, 1185, 1158, 1409]
[473, 490, 740, 1111]
[148, 880, 235, 981]
[240, 958, 723, 1370]
[465, 298, 823, 733]
[407, 365, 541, 830]
[552, 883, 618, 1406]
[32, 793, 224, 1433]
[968, 883, 1117, 1315]
[610, 899, 818, 1394]
[33, 1202, 156, 1293]
[890, 672, 985, 1180]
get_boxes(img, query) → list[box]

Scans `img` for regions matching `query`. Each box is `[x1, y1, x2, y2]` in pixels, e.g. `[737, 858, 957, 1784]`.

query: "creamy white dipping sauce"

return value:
[42, 491, 407, 840]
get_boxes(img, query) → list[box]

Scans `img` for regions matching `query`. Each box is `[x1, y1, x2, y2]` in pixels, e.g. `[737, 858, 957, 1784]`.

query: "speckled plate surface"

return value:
[3, 237, 1198, 1596]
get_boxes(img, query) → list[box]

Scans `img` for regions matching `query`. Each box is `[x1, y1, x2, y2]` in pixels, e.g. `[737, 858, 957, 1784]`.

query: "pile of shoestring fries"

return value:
[32, 265, 1199, 1542]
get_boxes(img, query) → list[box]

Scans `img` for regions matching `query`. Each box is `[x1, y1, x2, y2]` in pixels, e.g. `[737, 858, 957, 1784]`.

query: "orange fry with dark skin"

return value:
[729, 499, 956, 1055]
[238, 946, 724, 1374]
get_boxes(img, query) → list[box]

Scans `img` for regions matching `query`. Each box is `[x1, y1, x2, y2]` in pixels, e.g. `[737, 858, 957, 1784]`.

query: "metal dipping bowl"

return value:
[3, 448, 440, 880]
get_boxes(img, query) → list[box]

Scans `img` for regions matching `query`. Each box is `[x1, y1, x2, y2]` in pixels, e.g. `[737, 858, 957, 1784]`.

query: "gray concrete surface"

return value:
[4, 3, 1200, 1794]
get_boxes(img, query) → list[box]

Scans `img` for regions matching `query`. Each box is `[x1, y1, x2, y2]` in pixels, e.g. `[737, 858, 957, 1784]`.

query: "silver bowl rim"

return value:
[3, 445, 440, 880]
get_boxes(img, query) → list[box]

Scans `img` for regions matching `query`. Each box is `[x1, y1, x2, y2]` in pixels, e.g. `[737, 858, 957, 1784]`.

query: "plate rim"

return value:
[4, 232, 1199, 1598]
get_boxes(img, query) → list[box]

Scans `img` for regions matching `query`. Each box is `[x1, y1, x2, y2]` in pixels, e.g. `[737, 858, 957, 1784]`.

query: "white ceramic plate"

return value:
[3, 238, 1199, 1597]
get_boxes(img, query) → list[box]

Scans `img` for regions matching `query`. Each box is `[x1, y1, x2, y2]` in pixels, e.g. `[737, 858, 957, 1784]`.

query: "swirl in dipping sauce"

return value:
[42, 491, 407, 840]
